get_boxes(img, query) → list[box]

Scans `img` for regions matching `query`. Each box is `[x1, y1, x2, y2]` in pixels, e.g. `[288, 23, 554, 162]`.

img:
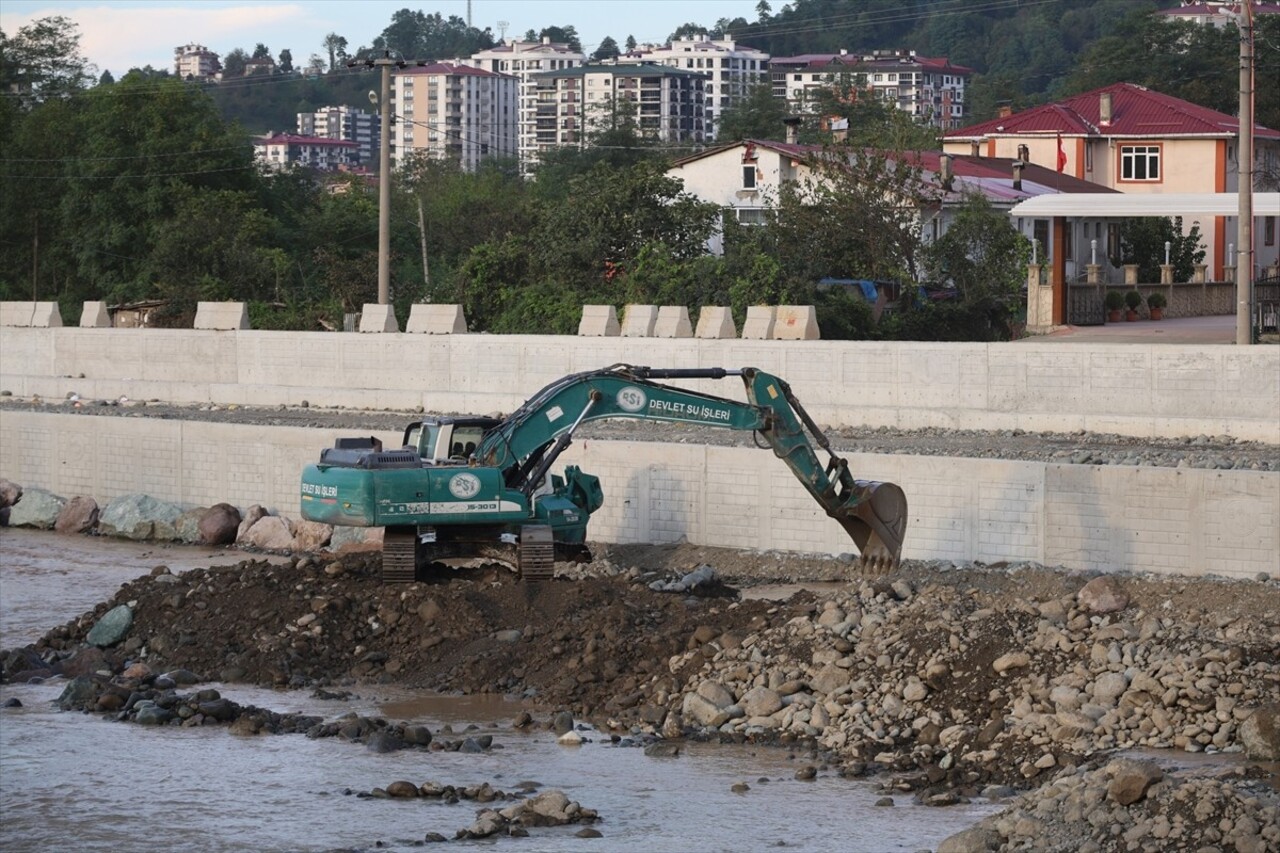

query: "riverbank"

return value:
[4, 533, 1277, 851]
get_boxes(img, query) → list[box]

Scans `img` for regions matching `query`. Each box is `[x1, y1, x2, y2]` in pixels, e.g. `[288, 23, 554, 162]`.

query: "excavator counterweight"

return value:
[300, 365, 908, 581]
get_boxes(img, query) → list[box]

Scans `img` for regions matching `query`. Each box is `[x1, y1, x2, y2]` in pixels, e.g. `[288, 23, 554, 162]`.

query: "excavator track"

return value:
[382, 526, 418, 583]
[518, 525, 555, 581]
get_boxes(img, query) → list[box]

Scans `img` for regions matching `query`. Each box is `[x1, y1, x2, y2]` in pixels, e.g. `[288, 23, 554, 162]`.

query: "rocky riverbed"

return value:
[3, 542, 1278, 851]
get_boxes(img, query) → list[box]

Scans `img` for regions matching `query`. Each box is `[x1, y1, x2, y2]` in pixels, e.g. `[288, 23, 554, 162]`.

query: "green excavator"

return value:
[300, 365, 908, 582]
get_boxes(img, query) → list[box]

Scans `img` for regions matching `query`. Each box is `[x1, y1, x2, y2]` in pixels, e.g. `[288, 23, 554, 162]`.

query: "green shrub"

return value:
[1124, 290, 1143, 310]
[1147, 292, 1167, 309]
[1104, 290, 1126, 310]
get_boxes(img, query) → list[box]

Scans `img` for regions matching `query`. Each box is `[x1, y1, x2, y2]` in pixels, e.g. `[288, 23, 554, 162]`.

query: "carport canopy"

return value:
[1008, 192, 1280, 218]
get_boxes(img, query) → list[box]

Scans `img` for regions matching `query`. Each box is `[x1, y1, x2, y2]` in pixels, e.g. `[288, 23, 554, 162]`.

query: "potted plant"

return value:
[1147, 291, 1167, 321]
[1104, 290, 1125, 323]
[1124, 290, 1143, 321]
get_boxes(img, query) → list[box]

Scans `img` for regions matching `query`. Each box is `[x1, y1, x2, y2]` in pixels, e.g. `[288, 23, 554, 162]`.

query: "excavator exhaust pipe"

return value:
[837, 481, 908, 576]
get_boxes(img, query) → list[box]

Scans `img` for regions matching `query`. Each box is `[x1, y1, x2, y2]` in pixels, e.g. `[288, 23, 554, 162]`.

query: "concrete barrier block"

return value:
[578, 304, 620, 336]
[773, 305, 820, 340]
[80, 301, 111, 328]
[695, 306, 737, 339]
[621, 304, 658, 337]
[0, 301, 62, 327]
[358, 303, 399, 333]
[654, 306, 693, 338]
[194, 301, 250, 330]
[406, 303, 467, 334]
[741, 306, 776, 340]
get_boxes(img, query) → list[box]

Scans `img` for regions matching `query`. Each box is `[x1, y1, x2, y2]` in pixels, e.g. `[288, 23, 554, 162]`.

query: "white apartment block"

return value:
[769, 50, 972, 130]
[467, 38, 585, 169]
[391, 64, 518, 172]
[531, 63, 707, 151]
[254, 134, 358, 171]
[173, 43, 220, 80]
[297, 105, 379, 166]
[620, 35, 768, 141]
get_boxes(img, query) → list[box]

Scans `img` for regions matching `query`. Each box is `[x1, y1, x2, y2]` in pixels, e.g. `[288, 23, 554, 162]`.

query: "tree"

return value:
[668, 23, 709, 42]
[715, 81, 791, 141]
[0, 16, 94, 106]
[277, 48, 293, 73]
[592, 36, 620, 62]
[625, 35, 637, 51]
[252, 43, 271, 60]
[1120, 217, 1205, 284]
[924, 190, 1030, 302]
[766, 145, 927, 296]
[373, 9, 494, 59]
[530, 25, 581, 51]
[98, 69, 114, 86]
[222, 48, 248, 77]
[323, 32, 348, 72]
[756, 1, 773, 23]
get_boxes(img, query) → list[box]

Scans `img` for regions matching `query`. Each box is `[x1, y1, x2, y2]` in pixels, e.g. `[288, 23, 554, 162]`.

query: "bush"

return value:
[1147, 292, 1167, 309]
[1104, 290, 1126, 310]
[1124, 290, 1143, 310]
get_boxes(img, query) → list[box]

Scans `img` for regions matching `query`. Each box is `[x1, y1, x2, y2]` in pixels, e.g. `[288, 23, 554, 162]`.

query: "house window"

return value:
[1120, 145, 1161, 181]
[737, 208, 767, 225]
[742, 165, 757, 189]
[1107, 223, 1122, 265]
[1266, 216, 1276, 246]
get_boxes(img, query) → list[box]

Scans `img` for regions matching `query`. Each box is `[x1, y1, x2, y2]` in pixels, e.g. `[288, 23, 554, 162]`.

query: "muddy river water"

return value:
[0, 529, 1001, 852]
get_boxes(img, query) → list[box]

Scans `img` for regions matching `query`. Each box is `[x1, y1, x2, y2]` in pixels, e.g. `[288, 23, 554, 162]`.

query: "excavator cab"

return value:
[403, 416, 502, 463]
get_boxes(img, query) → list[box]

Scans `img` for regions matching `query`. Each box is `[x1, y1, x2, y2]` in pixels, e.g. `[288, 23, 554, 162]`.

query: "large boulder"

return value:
[7, 487, 65, 529]
[199, 503, 242, 545]
[1106, 759, 1163, 806]
[243, 515, 294, 551]
[85, 604, 133, 647]
[54, 495, 99, 534]
[1239, 703, 1280, 761]
[1077, 576, 1129, 614]
[235, 504, 268, 542]
[290, 519, 333, 552]
[741, 686, 783, 718]
[174, 508, 206, 543]
[0, 478, 22, 508]
[99, 494, 183, 540]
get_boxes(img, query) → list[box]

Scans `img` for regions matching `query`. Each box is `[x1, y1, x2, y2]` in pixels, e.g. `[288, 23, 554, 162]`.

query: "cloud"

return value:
[1, 4, 311, 74]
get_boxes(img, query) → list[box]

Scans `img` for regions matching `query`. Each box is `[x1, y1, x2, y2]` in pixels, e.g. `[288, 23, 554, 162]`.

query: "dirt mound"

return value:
[18, 553, 783, 719]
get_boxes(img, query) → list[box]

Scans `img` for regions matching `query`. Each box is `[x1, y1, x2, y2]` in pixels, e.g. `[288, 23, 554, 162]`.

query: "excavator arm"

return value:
[476, 365, 907, 573]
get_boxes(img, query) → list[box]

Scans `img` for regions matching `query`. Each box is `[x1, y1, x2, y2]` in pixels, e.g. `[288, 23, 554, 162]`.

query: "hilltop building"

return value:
[769, 50, 972, 129]
[297, 105, 379, 166]
[619, 34, 768, 140]
[390, 63, 518, 172]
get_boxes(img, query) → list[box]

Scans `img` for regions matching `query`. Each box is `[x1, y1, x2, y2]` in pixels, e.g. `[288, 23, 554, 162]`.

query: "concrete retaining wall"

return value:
[1, 328, 1277, 441]
[2, 411, 1274, 580]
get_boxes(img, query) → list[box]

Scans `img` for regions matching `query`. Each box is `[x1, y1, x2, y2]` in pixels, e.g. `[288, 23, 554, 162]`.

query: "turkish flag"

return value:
[1056, 135, 1067, 173]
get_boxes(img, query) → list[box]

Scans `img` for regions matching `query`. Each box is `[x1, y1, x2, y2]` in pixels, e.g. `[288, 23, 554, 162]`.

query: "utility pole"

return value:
[1236, 1, 1254, 345]
[352, 51, 406, 305]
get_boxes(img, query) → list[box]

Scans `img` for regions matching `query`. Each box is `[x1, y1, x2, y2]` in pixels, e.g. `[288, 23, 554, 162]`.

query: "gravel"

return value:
[4, 396, 1276, 471]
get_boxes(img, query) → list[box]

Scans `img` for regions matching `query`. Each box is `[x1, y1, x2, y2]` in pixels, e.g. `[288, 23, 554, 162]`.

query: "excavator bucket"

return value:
[836, 481, 908, 576]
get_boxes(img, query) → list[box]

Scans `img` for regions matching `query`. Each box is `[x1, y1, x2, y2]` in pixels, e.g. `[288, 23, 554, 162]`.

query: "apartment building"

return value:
[297, 105, 379, 166]
[1158, 0, 1280, 27]
[391, 63, 518, 172]
[173, 43, 220, 80]
[620, 35, 768, 140]
[467, 38, 586, 169]
[254, 134, 358, 171]
[770, 50, 972, 129]
[531, 63, 707, 151]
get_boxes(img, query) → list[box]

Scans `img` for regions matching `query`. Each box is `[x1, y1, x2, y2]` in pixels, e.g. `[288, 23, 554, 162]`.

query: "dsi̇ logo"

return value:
[448, 472, 482, 499]
[615, 386, 647, 412]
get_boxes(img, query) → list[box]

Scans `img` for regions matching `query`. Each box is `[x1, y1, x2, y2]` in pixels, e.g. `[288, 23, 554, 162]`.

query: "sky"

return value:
[0, 0, 764, 77]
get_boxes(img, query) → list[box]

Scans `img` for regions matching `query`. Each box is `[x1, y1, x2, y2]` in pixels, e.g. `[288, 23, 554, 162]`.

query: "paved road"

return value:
[1021, 314, 1243, 344]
